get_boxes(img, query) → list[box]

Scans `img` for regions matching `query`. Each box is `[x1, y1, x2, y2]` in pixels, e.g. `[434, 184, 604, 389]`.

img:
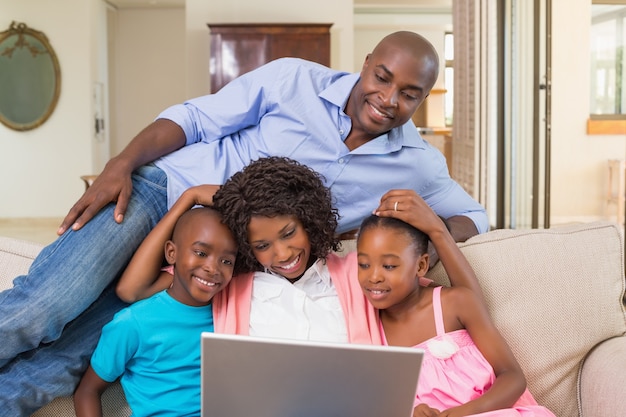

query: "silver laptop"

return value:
[200, 332, 423, 417]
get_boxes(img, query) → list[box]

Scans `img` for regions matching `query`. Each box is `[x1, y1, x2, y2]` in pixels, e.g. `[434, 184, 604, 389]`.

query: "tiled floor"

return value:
[0, 218, 63, 245]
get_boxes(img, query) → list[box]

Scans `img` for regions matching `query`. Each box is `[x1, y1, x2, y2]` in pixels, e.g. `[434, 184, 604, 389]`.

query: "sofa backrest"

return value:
[0, 236, 43, 288]
[425, 221, 626, 417]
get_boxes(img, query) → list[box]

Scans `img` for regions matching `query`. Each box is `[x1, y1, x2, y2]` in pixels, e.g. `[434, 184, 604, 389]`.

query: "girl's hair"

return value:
[212, 156, 340, 273]
[358, 214, 429, 256]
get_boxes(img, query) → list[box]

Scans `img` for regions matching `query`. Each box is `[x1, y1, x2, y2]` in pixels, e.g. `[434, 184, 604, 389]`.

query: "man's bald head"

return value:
[370, 31, 440, 93]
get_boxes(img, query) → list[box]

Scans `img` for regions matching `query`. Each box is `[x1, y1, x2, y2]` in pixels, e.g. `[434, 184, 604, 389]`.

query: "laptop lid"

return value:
[201, 332, 423, 417]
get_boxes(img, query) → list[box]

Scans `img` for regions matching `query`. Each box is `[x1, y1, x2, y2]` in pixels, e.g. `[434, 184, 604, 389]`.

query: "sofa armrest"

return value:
[579, 336, 626, 417]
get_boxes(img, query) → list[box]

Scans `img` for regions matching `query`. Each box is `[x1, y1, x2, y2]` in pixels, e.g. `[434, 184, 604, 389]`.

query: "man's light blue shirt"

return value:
[154, 58, 488, 234]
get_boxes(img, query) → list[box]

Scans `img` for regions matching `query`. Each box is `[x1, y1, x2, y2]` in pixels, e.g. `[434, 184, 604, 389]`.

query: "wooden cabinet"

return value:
[207, 23, 332, 92]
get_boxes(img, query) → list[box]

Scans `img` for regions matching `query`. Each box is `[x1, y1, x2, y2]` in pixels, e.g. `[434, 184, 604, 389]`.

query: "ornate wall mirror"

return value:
[0, 21, 61, 131]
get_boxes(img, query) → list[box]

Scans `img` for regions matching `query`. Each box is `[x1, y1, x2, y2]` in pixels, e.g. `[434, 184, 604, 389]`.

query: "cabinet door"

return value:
[267, 33, 329, 67]
[209, 33, 269, 92]
[208, 23, 332, 92]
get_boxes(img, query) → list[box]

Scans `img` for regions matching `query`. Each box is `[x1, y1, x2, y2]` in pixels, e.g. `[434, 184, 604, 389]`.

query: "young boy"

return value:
[73, 207, 238, 417]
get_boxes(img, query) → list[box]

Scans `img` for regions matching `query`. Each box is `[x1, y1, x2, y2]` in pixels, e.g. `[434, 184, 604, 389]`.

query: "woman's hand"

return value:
[414, 403, 480, 417]
[374, 189, 447, 266]
[374, 189, 446, 238]
[413, 403, 441, 417]
[176, 184, 221, 209]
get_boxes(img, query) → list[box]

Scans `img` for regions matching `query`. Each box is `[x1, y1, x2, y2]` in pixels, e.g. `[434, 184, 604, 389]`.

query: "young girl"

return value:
[357, 194, 555, 417]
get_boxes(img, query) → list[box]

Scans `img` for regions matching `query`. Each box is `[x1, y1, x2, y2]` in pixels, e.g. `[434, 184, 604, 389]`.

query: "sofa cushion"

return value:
[30, 383, 130, 417]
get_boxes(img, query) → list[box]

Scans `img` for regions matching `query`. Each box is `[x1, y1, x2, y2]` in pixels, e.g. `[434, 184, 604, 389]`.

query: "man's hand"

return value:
[57, 119, 187, 236]
[57, 157, 134, 235]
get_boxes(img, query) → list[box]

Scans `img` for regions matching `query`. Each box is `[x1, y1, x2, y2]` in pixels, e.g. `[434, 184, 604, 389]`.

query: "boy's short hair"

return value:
[171, 206, 244, 275]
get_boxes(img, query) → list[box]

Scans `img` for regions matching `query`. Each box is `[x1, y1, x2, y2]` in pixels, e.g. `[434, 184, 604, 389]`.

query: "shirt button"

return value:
[339, 129, 344, 135]
[338, 158, 345, 164]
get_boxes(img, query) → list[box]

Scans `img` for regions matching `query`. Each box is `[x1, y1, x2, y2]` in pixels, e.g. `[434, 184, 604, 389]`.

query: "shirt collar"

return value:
[319, 73, 359, 109]
[307, 258, 332, 286]
[318, 73, 425, 151]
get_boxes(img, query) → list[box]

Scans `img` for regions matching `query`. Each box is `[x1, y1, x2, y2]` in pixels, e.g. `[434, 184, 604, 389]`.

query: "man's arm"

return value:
[58, 119, 186, 235]
[426, 215, 479, 268]
[440, 215, 479, 243]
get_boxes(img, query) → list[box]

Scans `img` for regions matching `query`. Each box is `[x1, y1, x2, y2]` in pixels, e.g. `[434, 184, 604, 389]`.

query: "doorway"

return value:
[452, 0, 551, 230]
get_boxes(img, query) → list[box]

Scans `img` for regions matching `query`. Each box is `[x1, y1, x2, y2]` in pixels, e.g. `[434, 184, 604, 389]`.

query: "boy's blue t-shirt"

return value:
[91, 290, 213, 417]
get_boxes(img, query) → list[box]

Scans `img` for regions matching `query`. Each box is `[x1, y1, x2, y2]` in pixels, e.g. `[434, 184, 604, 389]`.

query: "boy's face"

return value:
[166, 211, 238, 307]
[246, 214, 312, 281]
[356, 226, 428, 311]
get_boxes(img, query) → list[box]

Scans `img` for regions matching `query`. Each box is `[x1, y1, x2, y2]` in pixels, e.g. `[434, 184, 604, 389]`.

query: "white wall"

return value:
[109, 7, 186, 156]
[0, 0, 99, 217]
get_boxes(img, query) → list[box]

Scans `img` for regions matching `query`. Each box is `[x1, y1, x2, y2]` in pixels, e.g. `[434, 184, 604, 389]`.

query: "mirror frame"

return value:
[0, 21, 61, 131]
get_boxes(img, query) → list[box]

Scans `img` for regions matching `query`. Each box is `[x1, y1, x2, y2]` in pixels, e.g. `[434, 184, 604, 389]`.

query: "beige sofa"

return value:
[1, 221, 625, 417]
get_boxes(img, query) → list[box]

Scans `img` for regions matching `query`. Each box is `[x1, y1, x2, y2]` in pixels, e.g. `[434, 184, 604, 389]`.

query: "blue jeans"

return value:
[0, 165, 168, 416]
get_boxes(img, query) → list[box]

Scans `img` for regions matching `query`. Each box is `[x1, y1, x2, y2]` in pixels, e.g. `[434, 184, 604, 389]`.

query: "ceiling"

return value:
[106, 0, 451, 10]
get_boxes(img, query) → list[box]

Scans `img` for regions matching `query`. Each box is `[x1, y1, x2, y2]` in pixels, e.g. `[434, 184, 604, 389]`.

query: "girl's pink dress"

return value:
[381, 286, 555, 416]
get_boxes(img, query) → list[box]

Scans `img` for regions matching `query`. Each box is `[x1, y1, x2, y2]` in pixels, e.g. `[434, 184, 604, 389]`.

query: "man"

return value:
[0, 31, 488, 416]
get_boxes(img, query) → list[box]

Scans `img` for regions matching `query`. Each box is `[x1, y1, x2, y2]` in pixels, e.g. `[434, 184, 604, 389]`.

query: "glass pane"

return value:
[622, 14, 625, 113]
[444, 32, 454, 61]
[445, 67, 454, 126]
[444, 32, 453, 126]
[590, 5, 626, 115]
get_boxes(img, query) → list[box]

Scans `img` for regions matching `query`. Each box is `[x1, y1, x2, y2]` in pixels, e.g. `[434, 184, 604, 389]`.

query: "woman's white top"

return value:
[248, 259, 349, 343]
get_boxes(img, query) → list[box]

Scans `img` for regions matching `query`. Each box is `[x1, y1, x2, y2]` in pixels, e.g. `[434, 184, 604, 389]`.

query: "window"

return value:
[444, 32, 454, 126]
[590, 4, 626, 117]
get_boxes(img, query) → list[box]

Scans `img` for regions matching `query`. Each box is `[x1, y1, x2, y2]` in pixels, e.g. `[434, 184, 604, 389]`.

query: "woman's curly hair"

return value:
[212, 156, 340, 273]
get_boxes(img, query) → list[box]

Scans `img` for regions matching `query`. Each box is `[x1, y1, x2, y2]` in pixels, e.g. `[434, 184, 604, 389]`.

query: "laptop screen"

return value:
[201, 332, 423, 417]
